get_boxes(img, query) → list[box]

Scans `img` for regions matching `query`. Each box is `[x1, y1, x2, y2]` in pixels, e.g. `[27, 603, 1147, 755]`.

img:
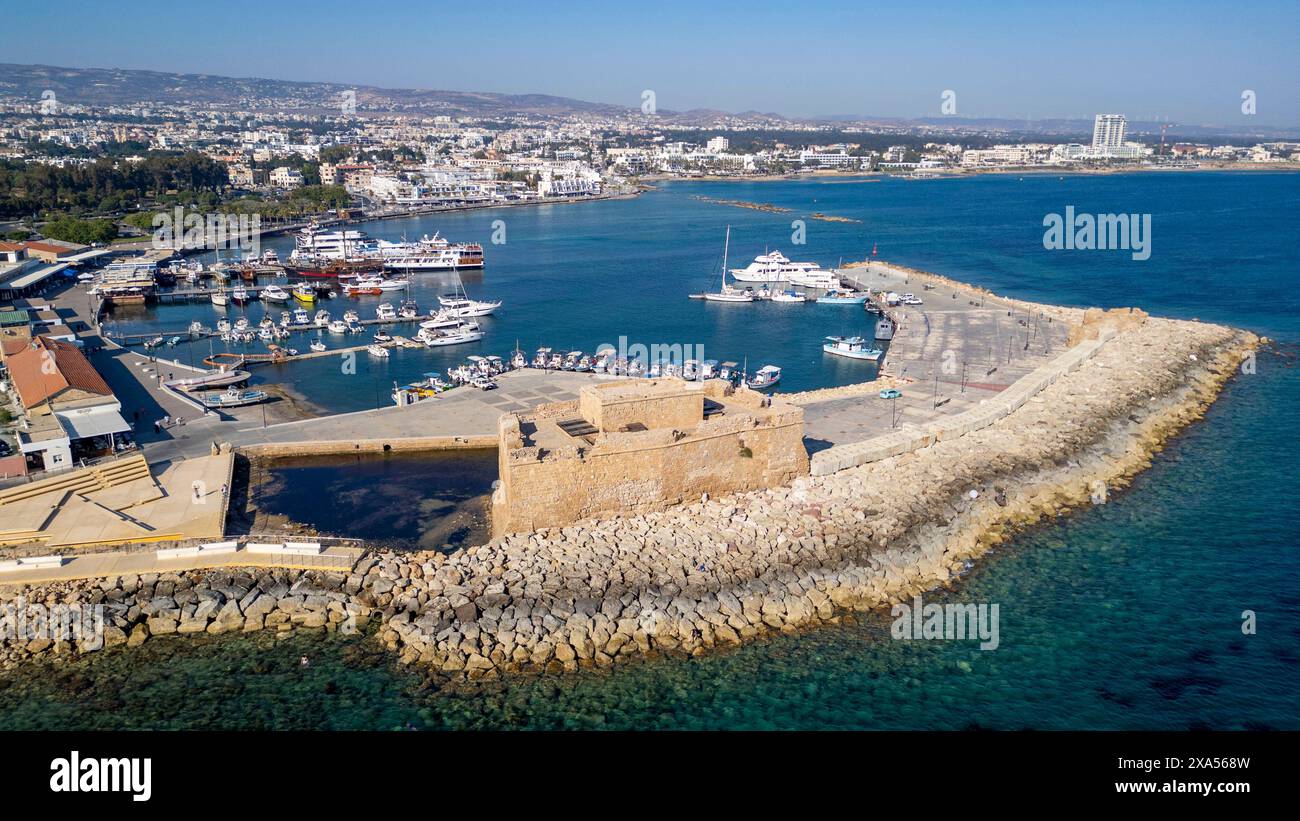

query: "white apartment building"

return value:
[707, 136, 730, 153]
[1092, 114, 1127, 150]
[269, 166, 304, 188]
[960, 145, 1036, 167]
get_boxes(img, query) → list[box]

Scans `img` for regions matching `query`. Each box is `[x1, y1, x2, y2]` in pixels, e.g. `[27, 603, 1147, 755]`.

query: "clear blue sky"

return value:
[3, 0, 1297, 126]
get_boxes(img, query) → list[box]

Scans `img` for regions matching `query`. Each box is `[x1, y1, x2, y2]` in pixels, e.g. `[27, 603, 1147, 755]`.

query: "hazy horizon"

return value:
[2, 0, 1298, 127]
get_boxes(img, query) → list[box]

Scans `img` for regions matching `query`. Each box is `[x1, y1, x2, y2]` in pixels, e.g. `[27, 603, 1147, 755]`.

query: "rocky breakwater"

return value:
[0, 311, 1262, 683]
[367, 313, 1258, 677]
[0, 567, 373, 669]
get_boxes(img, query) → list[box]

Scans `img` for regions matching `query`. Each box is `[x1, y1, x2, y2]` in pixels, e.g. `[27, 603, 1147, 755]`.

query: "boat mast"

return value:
[721, 225, 730, 292]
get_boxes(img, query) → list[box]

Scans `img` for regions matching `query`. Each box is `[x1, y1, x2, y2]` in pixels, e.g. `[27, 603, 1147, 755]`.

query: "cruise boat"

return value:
[261, 284, 289, 302]
[292, 282, 316, 303]
[730, 250, 830, 284]
[375, 303, 397, 321]
[292, 307, 310, 325]
[327, 319, 348, 334]
[746, 364, 782, 390]
[230, 284, 251, 305]
[703, 227, 755, 303]
[823, 335, 883, 360]
[291, 223, 380, 261]
[381, 232, 485, 271]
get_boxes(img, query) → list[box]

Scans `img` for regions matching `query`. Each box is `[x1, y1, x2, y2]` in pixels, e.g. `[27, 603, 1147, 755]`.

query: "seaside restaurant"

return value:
[4, 336, 133, 473]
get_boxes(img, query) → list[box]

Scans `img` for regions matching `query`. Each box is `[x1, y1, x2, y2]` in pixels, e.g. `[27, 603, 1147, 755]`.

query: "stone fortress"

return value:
[491, 378, 808, 535]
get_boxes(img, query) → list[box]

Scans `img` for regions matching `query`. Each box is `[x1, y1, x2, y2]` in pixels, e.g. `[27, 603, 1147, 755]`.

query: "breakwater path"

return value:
[0, 296, 1257, 675]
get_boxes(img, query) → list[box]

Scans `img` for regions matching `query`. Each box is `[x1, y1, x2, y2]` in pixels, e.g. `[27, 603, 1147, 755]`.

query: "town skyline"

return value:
[2, 0, 1298, 127]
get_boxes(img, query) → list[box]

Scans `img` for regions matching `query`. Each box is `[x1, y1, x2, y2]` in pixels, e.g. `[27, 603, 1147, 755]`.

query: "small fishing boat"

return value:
[166, 369, 251, 392]
[718, 361, 740, 385]
[261, 284, 289, 302]
[511, 348, 528, 370]
[532, 348, 552, 368]
[817, 290, 870, 304]
[292, 282, 316, 303]
[188, 320, 205, 335]
[367, 343, 390, 358]
[309, 339, 326, 353]
[874, 316, 895, 341]
[313, 309, 331, 327]
[201, 387, 270, 408]
[398, 300, 419, 320]
[216, 319, 232, 334]
[770, 290, 807, 303]
[562, 350, 582, 370]
[142, 335, 164, 349]
[210, 290, 229, 307]
[747, 364, 782, 390]
[231, 284, 251, 305]
[165, 335, 180, 346]
[823, 335, 883, 360]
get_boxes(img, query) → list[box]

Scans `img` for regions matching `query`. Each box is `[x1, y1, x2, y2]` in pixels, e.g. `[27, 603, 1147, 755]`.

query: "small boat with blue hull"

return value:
[201, 387, 270, 408]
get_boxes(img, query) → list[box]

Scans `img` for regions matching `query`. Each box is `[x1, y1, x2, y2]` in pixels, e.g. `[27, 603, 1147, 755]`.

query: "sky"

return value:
[2, 0, 1298, 126]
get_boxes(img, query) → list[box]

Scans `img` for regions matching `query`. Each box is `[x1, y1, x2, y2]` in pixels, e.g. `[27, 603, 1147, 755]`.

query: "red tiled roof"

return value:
[7, 336, 112, 409]
[21, 241, 76, 255]
[0, 241, 25, 253]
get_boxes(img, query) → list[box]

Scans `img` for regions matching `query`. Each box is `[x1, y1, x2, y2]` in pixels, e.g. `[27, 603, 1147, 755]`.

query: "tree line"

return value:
[0, 151, 229, 219]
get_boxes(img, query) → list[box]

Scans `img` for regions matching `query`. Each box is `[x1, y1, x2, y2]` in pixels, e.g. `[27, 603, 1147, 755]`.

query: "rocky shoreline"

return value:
[0, 309, 1259, 682]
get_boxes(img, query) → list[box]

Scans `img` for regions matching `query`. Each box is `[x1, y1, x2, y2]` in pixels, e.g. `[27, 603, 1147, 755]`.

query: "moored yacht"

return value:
[730, 250, 829, 284]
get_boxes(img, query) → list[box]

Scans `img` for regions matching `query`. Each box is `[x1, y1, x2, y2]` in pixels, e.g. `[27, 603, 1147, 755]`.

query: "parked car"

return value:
[879, 388, 903, 399]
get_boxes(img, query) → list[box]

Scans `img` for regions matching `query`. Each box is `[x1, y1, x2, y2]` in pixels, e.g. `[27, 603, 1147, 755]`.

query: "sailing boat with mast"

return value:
[437, 264, 501, 316]
[702, 226, 754, 302]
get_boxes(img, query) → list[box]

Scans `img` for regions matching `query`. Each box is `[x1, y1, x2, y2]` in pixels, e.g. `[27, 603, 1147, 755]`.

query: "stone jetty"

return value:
[0, 304, 1260, 681]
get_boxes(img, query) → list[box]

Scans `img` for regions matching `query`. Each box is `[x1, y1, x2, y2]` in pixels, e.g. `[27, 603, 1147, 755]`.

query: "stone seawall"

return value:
[0, 312, 1258, 679]
[239, 435, 498, 458]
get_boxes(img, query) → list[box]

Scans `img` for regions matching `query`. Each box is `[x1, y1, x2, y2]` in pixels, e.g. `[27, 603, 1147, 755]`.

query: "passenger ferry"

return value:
[381, 233, 485, 270]
[730, 250, 832, 284]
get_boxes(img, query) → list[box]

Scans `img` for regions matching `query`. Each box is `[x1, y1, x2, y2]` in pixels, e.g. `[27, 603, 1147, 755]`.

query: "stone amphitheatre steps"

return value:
[0, 454, 161, 546]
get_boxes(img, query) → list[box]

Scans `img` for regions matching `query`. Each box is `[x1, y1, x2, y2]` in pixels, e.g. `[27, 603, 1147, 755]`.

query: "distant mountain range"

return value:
[2, 63, 1296, 138]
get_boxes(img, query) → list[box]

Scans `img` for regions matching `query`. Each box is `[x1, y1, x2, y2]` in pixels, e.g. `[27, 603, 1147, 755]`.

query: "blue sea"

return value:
[2, 171, 1297, 730]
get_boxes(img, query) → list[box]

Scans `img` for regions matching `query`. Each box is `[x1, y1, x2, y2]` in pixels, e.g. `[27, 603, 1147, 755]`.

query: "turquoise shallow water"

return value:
[2, 172, 1297, 730]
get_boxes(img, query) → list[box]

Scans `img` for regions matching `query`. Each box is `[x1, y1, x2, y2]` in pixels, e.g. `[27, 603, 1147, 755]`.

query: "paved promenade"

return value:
[0, 543, 362, 586]
[142, 368, 604, 461]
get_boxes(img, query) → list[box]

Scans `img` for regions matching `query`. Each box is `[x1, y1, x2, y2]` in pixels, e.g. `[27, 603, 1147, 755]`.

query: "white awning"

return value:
[4, 263, 68, 290]
[57, 408, 132, 440]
